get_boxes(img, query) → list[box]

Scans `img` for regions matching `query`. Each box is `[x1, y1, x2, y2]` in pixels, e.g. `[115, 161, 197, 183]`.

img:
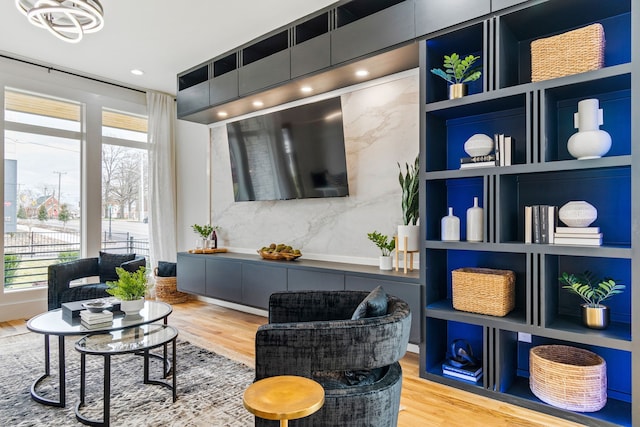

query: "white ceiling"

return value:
[0, 0, 340, 95]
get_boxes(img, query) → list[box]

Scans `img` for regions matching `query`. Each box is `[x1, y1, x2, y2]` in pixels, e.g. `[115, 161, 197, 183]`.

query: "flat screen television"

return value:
[226, 97, 349, 201]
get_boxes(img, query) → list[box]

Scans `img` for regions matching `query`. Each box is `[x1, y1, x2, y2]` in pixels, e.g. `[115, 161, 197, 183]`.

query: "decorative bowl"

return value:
[257, 250, 302, 261]
[464, 133, 494, 157]
[82, 300, 112, 313]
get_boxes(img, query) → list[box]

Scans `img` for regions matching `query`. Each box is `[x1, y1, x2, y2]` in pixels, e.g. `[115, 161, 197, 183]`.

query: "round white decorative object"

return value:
[464, 134, 494, 157]
[466, 197, 483, 242]
[567, 98, 612, 160]
[441, 207, 460, 241]
[558, 201, 598, 227]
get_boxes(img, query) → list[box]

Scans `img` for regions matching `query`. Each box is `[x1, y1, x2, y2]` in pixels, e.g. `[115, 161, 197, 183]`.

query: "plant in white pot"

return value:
[559, 271, 625, 330]
[367, 231, 396, 270]
[398, 155, 420, 253]
[106, 266, 149, 316]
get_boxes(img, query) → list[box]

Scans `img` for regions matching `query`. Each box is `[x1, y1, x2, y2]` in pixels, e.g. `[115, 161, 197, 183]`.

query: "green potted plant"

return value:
[559, 271, 625, 329]
[397, 155, 419, 253]
[191, 223, 219, 249]
[367, 231, 396, 270]
[430, 53, 482, 99]
[106, 266, 149, 316]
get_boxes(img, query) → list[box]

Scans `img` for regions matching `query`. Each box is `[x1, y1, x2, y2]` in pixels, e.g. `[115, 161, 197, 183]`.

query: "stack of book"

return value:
[553, 226, 602, 246]
[80, 310, 114, 329]
[442, 361, 483, 383]
[459, 134, 514, 169]
[524, 205, 558, 244]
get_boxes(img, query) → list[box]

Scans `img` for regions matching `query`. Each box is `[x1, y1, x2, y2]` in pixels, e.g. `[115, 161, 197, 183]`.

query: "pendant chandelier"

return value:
[15, 0, 104, 44]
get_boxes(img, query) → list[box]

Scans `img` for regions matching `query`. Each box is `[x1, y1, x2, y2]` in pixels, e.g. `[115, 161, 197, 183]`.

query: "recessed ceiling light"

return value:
[355, 69, 369, 77]
[301, 86, 313, 93]
[130, 69, 144, 76]
[252, 100, 264, 108]
[217, 111, 228, 118]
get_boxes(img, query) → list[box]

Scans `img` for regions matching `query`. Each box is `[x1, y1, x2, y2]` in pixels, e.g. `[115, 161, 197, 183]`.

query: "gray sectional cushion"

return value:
[351, 285, 387, 320]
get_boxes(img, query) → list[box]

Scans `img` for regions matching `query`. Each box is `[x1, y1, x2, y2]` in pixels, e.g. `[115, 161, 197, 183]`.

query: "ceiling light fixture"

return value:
[15, 0, 104, 44]
[217, 111, 228, 118]
[130, 69, 144, 76]
[301, 86, 313, 94]
[252, 101, 264, 108]
[355, 69, 370, 78]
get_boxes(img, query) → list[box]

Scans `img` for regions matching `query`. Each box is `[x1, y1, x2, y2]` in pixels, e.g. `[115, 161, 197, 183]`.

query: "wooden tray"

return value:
[188, 248, 228, 254]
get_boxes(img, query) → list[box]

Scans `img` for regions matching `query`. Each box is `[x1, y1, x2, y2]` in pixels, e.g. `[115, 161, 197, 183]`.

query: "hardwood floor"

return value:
[2, 300, 583, 426]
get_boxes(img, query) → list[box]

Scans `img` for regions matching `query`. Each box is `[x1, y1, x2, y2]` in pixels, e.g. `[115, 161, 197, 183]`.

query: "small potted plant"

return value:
[398, 155, 419, 253]
[367, 231, 396, 270]
[106, 266, 149, 316]
[559, 271, 625, 329]
[430, 53, 482, 99]
[191, 223, 219, 249]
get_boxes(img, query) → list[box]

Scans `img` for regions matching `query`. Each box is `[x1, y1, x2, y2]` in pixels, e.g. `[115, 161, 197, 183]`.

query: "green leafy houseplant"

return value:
[191, 224, 217, 239]
[106, 266, 148, 301]
[367, 231, 396, 256]
[430, 53, 482, 84]
[559, 271, 625, 307]
[398, 156, 419, 226]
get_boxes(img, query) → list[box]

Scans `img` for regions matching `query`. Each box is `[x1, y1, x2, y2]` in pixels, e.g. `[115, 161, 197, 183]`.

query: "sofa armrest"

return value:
[120, 257, 146, 273]
[48, 257, 99, 310]
[268, 291, 369, 323]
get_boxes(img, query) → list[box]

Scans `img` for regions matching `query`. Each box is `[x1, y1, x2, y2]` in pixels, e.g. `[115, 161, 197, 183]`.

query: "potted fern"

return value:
[430, 53, 482, 99]
[106, 266, 149, 316]
[398, 155, 419, 252]
[367, 231, 396, 270]
[559, 271, 625, 329]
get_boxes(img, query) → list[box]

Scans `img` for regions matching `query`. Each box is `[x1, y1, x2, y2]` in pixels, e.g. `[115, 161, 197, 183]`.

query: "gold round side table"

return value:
[243, 375, 325, 427]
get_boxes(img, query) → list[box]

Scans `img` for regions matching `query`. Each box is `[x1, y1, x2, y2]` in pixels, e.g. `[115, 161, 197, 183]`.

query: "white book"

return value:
[554, 236, 602, 246]
[460, 161, 495, 169]
[81, 320, 113, 329]
[524, 206, 532, 244]
[554, 232, 603, 239]
[555, 226, 600, 234]
[80, 310, 113, 322]
[504, 136, 513, 166]
[547, 205, 557, 244]
[442, 369, 483, 383]
[498, 134, 506, 166]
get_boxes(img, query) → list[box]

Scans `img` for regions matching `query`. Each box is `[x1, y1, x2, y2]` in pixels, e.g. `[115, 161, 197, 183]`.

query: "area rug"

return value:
[0, 332, 255, 426]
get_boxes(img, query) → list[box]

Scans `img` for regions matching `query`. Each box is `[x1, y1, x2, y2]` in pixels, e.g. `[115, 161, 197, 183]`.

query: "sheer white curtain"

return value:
[146, 91, 177, 269]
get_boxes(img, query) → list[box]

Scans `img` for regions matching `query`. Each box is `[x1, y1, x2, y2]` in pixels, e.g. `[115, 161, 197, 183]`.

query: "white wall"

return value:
[176, 71, 419, 265]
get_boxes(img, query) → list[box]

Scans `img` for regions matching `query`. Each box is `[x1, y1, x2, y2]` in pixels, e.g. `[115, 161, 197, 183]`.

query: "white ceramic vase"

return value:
[567, 98, 612, 160]
[379, 255, 393, 271]
[558, 201, 598, 227]
[441, 207, 460, 241]
[466, 197, 483, 242]
[397, 225, 419, 252]
[120, 298, 144, 316]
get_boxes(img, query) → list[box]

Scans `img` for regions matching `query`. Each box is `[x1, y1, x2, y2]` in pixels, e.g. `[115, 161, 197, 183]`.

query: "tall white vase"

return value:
[466, 197, 483, 242]
[567, 98, 612, 160]
[441, 207, 460, 241]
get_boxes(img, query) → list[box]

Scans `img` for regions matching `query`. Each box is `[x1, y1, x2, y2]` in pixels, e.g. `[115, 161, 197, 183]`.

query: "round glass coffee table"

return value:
[26, 300, 172, 407]
[74, 324, 178, 426]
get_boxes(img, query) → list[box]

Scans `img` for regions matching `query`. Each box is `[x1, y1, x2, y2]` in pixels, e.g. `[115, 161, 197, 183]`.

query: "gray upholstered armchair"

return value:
[254, 289, 411, 427]
[47, 252, 146, 310]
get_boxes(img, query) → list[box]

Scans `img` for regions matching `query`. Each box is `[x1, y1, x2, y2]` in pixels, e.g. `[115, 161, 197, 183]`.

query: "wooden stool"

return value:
[243, 375, 325, 427]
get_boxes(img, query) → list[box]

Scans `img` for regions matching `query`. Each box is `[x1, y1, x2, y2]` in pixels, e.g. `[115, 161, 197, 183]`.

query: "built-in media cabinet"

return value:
[176, 252, 422, 344]
[419, 0, 636, 425]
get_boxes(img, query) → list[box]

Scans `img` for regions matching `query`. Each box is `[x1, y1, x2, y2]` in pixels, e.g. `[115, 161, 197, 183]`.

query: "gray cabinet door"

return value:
[210, 70, 239, 106]
[242, 263, 287, 309]
[491, 0, 528, 11]
[176, 253, 206, 295]
[291, 33, 331, 79]
[239, 50, 291, 96]
[287, 268, 344, 291]
[331, 2, 415, 65]
[345, 275, 421, 344]
[415, 0, 490, 36]
[205, 258, 242, 303]
[176, 81, 209, 117]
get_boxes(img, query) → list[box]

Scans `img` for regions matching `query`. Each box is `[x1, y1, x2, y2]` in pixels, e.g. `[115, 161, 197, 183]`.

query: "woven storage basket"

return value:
[530, 345, 607, 412]
[154, 268, 190, 304]
[451, 267, 515, 316]
[531, 23, 604, 82]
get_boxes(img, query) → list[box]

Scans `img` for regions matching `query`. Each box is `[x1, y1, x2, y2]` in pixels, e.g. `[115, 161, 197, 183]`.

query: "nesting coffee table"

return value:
[26, 300, 173, 407]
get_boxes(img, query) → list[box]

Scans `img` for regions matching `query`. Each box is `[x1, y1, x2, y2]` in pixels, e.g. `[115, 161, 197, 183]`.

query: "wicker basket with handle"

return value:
[451, 267, 515, 316]
[154, 267, 191, 304]
[529, 345, 607, 412]
[531, 23, 605, 82]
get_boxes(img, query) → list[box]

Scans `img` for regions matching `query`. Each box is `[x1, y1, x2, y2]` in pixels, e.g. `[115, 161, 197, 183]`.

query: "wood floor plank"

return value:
[1, 300, 583, 426]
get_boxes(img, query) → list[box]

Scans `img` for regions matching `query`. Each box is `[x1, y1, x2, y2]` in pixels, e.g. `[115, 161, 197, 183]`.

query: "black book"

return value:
[442, 361, 483, 377]
[532, 205, 541, 244]
[540, 204, 549, 244]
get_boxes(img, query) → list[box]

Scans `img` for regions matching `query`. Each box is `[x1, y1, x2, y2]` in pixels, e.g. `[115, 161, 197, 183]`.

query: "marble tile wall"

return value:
[209, 72, 419, 264]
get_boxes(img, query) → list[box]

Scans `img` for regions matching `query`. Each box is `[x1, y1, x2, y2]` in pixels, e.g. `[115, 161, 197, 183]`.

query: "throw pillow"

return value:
[351, 286, 388, 320]
[157, 261, 177, 277]
[99, 251, 136, 282]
